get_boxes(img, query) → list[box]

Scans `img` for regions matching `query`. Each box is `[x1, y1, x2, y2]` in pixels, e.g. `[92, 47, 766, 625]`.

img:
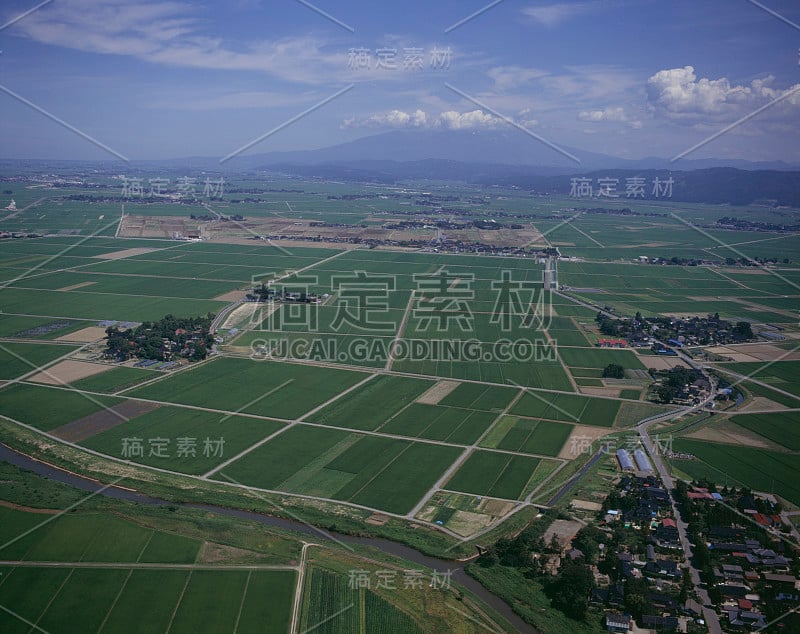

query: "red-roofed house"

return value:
[662, 518, 677, 529]
[738, 599, 753, 610]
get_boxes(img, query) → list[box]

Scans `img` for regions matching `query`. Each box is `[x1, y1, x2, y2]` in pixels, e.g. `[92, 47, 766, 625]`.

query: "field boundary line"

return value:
[135, 531, 155, 563]
[297, 372, 378, 421]
[165, 570, 193, 634]
[232, 570, 252, 634]
[0, 561, 300, 571]
[32, 567, 73, 631]
[289, 543, 315, 634]
[97, 568, 133, 633]
[201, 422, 297, 479]
[385, 290, 415, 371]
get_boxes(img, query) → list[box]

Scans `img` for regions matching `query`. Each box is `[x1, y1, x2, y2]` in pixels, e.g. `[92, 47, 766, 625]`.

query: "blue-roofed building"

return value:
[617, 449, 635, 472]
[633, 449, 653, 473]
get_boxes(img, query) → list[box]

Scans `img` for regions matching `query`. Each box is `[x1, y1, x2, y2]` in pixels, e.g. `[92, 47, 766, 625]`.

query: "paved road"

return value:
[639, 363, 722, 634]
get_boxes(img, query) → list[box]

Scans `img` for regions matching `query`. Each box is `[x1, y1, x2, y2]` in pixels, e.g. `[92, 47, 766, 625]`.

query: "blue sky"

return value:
[0, 0, 798, 163]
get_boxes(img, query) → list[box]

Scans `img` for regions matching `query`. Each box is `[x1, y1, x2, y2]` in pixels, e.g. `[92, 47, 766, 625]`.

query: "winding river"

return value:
[0, 444, 536, 633]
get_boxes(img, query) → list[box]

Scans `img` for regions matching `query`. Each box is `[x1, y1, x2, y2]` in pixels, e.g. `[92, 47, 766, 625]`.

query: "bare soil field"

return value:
[639, 356, 691, 370]
[738, 396, 790, 412]
[570, 499, 603, 512]
[50, 400, 161, 443]
[543, 519, 583, 547]
[579, 386, 622, 398]
[58, 281, 97, 291]
[93, 246, 160, 260]
[56, 326, 110, 343]
[29, 360, 113, 385]
[118, 216, 200, 239]
[213, 290, 246, 302]
[416, 380, 460, 405]
[707, 343, 800, 362]
[685, 421, 777, 450]
[558, 424, 615, 460]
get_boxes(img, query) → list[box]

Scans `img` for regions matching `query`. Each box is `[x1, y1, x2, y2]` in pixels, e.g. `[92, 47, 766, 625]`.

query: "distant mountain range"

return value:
[2, 129, 799, 206]
[211, 129, 799, 173]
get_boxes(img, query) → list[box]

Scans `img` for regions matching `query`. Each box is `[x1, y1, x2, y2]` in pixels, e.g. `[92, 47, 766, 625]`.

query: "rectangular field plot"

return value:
[671, 439, 800, 505]
[300, 567, 424, 634]
[0, 509, 199, 564]
[393, 352, 573, 391]
[70, 366, 159, 393]
[0, 342, 76, 380]
[480, 416, 573, 456]
[510, 391, 621, 426]
[236, 571, 297, 634]
[80, 406, 285, 475]
[721, 361, 800, 397]
[242, 331, 395, 369]
[0, 383, 122, 431]
[0, 315, 84, 339]
[128, 357, 366, 420]
[437, 382, 518, 412]
[97, 569, 195, 633]
[730, 411, 800, 451]
[168, 570, 251, 634]
[10, 270, 240, 300]
[218, 425, 461, 514]
[379, 403, 497, 445]
[444, 450, 541, 500]
[306, 374, 433, 431]
[0, 287, 227, 322]
[558, 346, 645, 370]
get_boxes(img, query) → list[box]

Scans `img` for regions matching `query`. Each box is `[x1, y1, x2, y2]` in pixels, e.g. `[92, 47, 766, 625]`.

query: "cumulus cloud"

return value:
[646, 66, 800, 121]
[578, 106, 641, 128]
[342, 109, 512, 131]
[341, 109, 429, 130]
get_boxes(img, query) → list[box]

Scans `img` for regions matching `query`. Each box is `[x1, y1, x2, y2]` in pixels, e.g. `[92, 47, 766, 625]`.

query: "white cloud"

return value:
[487, 66, 548, 91]
[9, 0, 350, 84]
[341, 109, 504, 130]
[646, 66, 800, 121]
[342, 109, 430, 130]
[522, 2, 599, 27]
[578, 106, 641, 128]
[439, 110, 500, 130]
